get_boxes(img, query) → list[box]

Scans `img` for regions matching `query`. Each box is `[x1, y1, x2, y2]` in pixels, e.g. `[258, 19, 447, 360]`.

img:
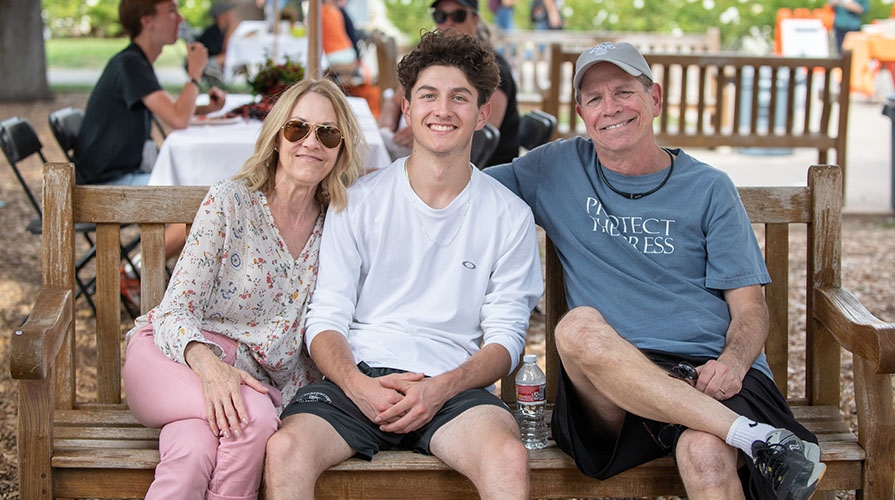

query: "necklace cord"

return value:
[598, 148, 674, 200]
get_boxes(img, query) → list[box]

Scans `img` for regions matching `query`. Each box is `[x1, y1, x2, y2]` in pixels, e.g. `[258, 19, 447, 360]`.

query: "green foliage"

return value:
[381, 0, 894, 50]
[40, 0, 895, 50]
[383, 0, 438, 45]
[42, 0, 215, 38]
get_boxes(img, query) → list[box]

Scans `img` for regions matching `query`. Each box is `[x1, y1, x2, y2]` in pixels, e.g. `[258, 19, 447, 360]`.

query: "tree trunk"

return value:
[0, 0, 51, 102]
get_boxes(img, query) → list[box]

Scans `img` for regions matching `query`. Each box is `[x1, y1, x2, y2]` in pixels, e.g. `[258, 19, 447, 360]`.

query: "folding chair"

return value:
[1, 116, 98, 313]
[518, 110, 557, 151]
[47, 108, 144, 318]
[48, 106, 86, 182]
[471, 123, 501, 169]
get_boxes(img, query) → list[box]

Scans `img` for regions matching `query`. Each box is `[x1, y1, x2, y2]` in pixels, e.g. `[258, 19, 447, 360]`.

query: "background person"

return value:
[321, 0, 381, 117]
[490, 0, 517, 31]
[487, 42, 825, 500]
[197, 1, 239, 75]
[530, 0, 562, 30]
[264, 30, 542, 500]
[75, 0, 226, 186]
[828, 0, 869, 54]
[121, 78, 365, 500]
[378, 0, 520, 167]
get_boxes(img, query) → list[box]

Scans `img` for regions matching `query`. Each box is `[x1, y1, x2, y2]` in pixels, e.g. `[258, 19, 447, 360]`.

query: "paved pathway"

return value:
[47, 67, 894, 214]
[688, 96, 893, 214]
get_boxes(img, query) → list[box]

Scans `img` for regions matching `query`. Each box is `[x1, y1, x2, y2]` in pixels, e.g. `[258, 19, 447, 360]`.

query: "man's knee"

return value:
[555, 306, 614, 359]
[491, 435, 530, 474]
[675, 429, 740, 488]
[266, 417, 304, 470]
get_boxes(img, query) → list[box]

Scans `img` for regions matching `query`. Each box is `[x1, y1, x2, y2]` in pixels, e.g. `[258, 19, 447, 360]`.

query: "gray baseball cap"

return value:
[210, 1, 235, 18]
[573, 42, 653, 94]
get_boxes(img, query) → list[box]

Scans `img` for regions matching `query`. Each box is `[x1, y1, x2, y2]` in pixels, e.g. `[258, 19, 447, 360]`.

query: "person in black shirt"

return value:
[197, 2, 238, 73]
[76, 0, 226, 186]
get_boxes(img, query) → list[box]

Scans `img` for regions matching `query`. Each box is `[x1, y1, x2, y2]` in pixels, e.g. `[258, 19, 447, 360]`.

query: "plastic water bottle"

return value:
[515, 354, 548, 450]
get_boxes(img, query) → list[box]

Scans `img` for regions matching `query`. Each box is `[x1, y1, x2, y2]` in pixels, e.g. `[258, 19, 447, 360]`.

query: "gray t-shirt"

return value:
[487, 137, 773, 378]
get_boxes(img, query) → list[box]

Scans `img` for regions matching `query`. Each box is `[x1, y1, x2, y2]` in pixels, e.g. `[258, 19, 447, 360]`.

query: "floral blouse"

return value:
[127, 179, 323, 404]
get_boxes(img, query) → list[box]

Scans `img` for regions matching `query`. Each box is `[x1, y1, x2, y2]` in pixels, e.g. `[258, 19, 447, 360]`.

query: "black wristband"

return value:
[189, 77, 201, 88]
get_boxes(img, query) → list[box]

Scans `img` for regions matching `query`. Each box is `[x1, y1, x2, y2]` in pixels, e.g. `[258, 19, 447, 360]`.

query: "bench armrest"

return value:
[814, 286, 895, 374]
[9, 289, 73, 380]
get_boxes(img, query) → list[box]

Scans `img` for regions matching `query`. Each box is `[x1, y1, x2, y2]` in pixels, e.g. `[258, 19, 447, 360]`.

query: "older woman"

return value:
[122, 78, 365, 500]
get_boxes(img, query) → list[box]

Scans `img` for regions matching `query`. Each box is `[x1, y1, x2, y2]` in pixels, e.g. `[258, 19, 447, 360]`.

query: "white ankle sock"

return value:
[725, 415, 776, 459]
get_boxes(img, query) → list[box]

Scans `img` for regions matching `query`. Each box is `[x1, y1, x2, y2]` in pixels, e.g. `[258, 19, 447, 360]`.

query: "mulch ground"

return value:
[1, 91, 893, 499]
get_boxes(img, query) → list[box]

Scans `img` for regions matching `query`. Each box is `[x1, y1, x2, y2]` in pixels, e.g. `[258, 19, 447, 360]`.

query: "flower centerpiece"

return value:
[248, 56, 305, 98]
[225, 57, 305, 120]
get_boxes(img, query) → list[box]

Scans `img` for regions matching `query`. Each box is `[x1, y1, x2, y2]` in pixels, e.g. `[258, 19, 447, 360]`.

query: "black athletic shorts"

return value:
[550, 350, 818, 499]
[281, 362, 512, 460]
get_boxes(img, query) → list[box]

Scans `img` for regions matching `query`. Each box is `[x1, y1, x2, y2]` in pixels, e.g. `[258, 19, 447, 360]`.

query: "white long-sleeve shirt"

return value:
[305, 159, 543, 377]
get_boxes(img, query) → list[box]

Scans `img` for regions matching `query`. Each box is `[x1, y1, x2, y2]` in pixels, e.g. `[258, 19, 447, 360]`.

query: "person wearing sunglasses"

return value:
[487, 42, 825, 500]
[378, 0, 520, 168]
[121, 78, 365, 500]
[265, 30, 542, 499]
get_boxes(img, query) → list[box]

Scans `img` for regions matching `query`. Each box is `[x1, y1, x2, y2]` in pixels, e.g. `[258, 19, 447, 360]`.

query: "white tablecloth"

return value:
[223, 21, 311, 82]
[149, 96, 391, 186]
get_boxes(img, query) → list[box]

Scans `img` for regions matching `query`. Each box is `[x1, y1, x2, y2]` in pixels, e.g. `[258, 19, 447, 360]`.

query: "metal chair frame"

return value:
[1, 116, 99, 313]
[46, 109, 145, 318]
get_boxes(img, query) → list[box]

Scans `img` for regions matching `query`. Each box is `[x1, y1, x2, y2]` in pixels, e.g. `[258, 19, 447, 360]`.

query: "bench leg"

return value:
[17, 379, 54, 500]
[854, 356, 895, 499]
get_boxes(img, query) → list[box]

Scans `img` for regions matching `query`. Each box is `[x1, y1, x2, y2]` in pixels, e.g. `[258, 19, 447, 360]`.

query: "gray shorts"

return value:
[281, 362, 512, 460]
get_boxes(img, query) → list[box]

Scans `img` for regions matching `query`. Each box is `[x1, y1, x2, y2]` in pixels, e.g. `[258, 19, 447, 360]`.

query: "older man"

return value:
[487, 42, 826, 500]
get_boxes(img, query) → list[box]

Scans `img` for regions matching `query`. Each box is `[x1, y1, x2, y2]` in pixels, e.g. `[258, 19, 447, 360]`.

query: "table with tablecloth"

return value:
[223, 20, 313, 83]
[149, 95, 391, 186]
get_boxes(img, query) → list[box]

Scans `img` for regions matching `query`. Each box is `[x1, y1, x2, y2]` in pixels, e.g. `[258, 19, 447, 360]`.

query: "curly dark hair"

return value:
[397, 29, 500, 107]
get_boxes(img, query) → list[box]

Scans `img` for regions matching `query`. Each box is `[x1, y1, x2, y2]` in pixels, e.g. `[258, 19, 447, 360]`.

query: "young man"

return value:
[378, 0, 520, 167]
[487, 42, 826, 500]
[264, 30, 543, 500]
[75, 0, 226, 186]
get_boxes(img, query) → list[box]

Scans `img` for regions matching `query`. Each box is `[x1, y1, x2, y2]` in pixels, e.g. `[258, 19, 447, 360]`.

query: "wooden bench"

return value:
[492, 28, 721, 108]
[11, 162, 895, 499]
[543, 46, 853, 188]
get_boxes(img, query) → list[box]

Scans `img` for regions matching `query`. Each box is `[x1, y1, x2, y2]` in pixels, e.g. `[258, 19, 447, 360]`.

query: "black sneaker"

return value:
[752, 429, 826, 500]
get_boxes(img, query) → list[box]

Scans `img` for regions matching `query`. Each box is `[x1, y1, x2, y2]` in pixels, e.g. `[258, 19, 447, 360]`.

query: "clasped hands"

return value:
[346, 371, 450, 434]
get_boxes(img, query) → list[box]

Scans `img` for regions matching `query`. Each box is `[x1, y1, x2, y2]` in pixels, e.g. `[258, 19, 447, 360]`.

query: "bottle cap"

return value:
[523, 354, 537, 363]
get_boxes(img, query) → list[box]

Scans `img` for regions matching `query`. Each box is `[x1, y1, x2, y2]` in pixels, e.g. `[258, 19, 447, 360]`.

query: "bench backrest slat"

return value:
[46, 164, 209, 408]
[492, 28, 721, 104]
[48, 163, 843, 416]
[544, 47, 851, 185]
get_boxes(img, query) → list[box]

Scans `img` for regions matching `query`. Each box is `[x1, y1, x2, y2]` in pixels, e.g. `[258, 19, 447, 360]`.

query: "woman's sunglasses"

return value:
[281, 120, 343, 149]
[432, 9, 470, 24]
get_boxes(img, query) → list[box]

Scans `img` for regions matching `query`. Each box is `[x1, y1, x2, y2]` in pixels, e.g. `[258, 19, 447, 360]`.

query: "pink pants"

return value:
[123, 324, 282, 500]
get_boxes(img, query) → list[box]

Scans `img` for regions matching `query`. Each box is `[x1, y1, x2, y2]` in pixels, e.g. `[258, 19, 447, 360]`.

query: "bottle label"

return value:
[517, 383, 546, 403]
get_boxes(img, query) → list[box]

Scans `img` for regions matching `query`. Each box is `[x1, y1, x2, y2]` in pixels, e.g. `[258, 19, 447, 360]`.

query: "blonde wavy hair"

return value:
[233, 79, 365, 211]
